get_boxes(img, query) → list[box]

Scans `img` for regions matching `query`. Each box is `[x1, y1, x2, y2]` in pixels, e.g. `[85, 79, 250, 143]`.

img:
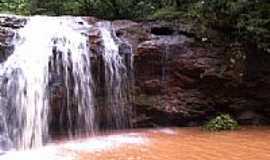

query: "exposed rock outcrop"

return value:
[0, 15, 27, 29]
[0, 15, 26, 62]
[1, 15, 270, 129]
[113, 20, 270, 127]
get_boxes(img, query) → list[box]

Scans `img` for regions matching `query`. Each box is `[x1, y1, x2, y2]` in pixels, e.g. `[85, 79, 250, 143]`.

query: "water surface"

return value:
[80, 127, 270, 160]
[2, 127, 270, 160]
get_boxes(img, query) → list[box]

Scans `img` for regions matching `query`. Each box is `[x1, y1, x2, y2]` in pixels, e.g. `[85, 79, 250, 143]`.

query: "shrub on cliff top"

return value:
[204, 114, 239, 131]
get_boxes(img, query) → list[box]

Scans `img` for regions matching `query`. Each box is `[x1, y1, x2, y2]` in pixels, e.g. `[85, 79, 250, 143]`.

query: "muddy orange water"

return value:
[2, 127, 270, 160]
[79, 127, 270, 160]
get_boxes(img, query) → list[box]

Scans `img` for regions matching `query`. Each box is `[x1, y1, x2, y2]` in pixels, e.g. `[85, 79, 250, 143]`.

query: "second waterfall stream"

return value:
[0, 16, 132, 150]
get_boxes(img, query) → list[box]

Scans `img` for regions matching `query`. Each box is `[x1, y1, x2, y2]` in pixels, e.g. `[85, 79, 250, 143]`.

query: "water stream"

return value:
[0, 16, 132, 150]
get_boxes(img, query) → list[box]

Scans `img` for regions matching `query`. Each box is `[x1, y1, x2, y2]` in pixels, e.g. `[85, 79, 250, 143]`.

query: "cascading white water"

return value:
[48, 17, 94, 138]
[0, 16, 133, 151]
[97, 22, 132, 129]
[0, 16, 94, 149]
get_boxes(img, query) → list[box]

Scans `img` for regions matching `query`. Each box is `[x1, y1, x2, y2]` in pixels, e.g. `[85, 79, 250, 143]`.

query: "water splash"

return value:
[0, 131, 146, 160]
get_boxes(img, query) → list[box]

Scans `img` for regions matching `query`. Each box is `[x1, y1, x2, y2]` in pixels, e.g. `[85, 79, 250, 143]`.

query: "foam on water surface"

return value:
[151, 128, 177, 135]
[0, 133, 147, 160]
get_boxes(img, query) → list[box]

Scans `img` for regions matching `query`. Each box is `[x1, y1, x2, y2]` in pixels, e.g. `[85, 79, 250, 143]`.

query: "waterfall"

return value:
[0, 16, 132, 150]
[47, 17, 94, 138]
[97, 22, 132, 130]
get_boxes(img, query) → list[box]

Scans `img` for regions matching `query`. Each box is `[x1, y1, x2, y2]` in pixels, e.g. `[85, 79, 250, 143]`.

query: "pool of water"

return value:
[1, 127, 270, 160]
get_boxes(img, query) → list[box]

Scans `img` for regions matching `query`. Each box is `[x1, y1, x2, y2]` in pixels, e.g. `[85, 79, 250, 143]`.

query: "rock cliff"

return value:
[1, 15, 270, 129]
[113, 20, 270, 127]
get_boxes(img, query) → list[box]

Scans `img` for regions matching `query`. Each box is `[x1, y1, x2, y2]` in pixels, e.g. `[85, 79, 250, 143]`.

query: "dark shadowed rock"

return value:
[0, 15, 26, 63]
[0, 27, 15, 63]
[113, 20, 150, 49]
[0, 15, 27, 29]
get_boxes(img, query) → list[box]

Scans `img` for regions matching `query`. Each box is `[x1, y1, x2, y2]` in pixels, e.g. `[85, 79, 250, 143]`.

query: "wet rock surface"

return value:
[113, 20, 270, 127]
[1, 16, 270, 129]
[0, 27, 15, 63]
[0, 15, 27, 29]
[0, 15, 27, 63]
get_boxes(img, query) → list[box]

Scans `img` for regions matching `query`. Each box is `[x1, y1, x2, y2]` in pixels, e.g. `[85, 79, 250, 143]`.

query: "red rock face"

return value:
[132, 33, 215, 126]
[1, 16, 270, 129]
[113, 20, 270, 127]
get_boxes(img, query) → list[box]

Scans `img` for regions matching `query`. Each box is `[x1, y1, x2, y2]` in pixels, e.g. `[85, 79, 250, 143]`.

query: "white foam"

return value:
[154, 128, 177, 135]
[0, 146, 75, 160]
[0, 133, 147, 160]
[64, 134, 146, 152]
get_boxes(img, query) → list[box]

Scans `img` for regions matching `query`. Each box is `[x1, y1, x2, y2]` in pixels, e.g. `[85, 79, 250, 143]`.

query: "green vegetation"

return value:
[197, 0, 269, 52]
[0, 0, 269, 52]
[150, 0, 269, 53]
[204, 114, 239, 131]
[0, 0, 158, 18]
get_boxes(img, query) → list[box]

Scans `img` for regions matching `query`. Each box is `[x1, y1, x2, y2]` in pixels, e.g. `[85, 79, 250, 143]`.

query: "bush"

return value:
[204, 114, 239, 131]
[150, 0, 269, 53]
[148, 7, 185, 20]
[197, 0, 270, 52]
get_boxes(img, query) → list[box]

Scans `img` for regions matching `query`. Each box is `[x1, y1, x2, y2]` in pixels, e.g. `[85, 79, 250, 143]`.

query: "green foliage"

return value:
[198, 0, 270, 51]
[0, 0, 157, 19]
[88, 0, 156, 19]
[0, 0, 31, 15]
[204, 114, 239, 131]
[0, 0, 268, 52]
[149, 0, 269, 53]
[148, 7, 184, 20]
